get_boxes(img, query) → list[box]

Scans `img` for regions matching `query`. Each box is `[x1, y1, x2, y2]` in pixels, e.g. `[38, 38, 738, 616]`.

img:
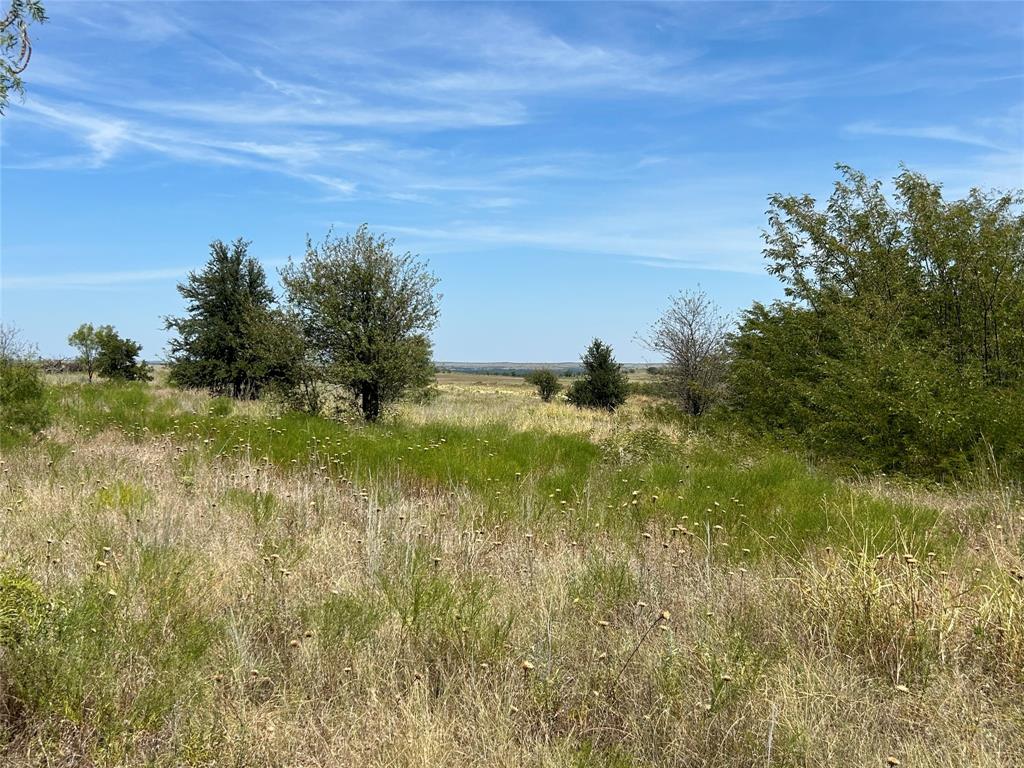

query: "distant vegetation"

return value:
[524, 367, 562, 402]
[68, 323, 151, 382]
[565, 339, 630, 412]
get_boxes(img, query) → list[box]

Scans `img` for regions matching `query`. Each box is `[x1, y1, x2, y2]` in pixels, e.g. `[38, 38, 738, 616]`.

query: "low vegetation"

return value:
[1, 376, 1021, 766]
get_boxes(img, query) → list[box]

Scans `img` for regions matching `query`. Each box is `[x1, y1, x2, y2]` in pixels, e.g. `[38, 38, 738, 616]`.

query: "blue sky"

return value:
[2, 1, 1022, 361]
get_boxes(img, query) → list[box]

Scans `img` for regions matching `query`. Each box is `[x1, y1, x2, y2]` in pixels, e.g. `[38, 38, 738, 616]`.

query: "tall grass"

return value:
[0, 380, 1019, 765]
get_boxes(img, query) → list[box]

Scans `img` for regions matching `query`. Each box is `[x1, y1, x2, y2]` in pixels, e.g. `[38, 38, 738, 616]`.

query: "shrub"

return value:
[525, 368, 562, 402]
[94, 326, 152, 381]
[729, 166, 1024, 478]
[566, 338, 629, 412]
[0, 326, 49, 440]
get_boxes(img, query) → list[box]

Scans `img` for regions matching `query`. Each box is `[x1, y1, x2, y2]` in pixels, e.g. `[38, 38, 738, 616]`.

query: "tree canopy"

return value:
[280, 225, 440, 422]
[566, 338, 629, 412]
[166, 238, 298, 398]
[730, 165, 1024, 475]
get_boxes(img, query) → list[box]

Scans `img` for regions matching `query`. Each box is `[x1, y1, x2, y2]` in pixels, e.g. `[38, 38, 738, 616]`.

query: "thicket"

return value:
[729, 166, 1024, 477]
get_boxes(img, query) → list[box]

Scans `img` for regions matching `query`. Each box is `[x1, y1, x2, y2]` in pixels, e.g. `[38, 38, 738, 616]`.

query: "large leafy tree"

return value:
[1, 0, 46, 114]
[730, 165, 1024, 476]
[166, 238, 293, 398]
[280, 224, 440, 422]
[566, 338, 629, 412]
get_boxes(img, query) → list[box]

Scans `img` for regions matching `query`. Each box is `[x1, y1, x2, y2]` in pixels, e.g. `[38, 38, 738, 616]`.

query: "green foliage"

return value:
[67, 323, 101, 381]
[0, 326, 49, 441]
[730, 166, 1024, 477]
[302, 590, 384, 648]
[0, 359, 48, 440]
[525, 368, 563, 401]
[280, 224, 440, 421]
[566, 338, 629, 412]
[93, 325, 151, 381]
[0, 0, 47, 114]
[0, 569, 48, 647]
[0, 547, 218, 755]
[377, 543, 511, 664]
[167, 237, 302, 398]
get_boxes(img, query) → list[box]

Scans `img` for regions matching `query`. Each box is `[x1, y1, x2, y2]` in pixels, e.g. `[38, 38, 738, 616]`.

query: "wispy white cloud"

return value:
[3, 266, 191, 289]
[379, 220, 764, 275]
[846, 120, 1012, 152]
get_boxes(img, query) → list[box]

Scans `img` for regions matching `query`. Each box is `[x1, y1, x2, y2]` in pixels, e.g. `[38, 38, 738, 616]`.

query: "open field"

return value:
[2, 378, 1022, 766]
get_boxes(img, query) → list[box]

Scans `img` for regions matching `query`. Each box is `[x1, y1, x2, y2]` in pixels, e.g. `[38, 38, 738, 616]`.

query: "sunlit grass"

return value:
[0, 378, 1020, 765]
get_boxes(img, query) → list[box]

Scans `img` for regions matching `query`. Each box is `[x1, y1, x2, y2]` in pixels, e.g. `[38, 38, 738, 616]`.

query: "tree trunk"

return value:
[361, 383, 381, 422]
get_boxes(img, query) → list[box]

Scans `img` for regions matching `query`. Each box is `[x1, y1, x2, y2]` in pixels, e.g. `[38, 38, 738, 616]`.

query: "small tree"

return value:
[68, 323, 100, 381]
[280, 224, 440, 422]
[525, 368, 562, 402]
[566, 338, 629, 411]
[642, 288, 730, 416]
[94, 326, 151, 381]
[166, 238, 285, 398]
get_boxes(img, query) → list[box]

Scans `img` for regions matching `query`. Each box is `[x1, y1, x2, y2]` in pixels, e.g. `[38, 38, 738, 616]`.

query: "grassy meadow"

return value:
[1, 373, 1022, 766]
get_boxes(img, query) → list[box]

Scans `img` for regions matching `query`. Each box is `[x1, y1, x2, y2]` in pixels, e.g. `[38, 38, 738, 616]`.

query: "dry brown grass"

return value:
[1, 383, 1022, 766]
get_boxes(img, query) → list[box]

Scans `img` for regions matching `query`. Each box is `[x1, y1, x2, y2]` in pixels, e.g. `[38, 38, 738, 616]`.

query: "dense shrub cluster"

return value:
[729, 167, 1024, 477]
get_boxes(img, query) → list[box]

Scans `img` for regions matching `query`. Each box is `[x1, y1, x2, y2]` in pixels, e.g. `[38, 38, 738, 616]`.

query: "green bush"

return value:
[566, 339, 629, 412]
[525, 368, 563, 402]
[729, 166, 1024, 478]
[0, 357, 49, 440]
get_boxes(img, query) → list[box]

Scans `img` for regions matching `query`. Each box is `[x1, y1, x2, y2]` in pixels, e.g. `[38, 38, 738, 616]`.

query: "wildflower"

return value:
[520, 659, 535, 672]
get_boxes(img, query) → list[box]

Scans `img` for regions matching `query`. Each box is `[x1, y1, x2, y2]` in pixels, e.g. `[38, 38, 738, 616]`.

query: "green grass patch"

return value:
[52, 382, 959, 555]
